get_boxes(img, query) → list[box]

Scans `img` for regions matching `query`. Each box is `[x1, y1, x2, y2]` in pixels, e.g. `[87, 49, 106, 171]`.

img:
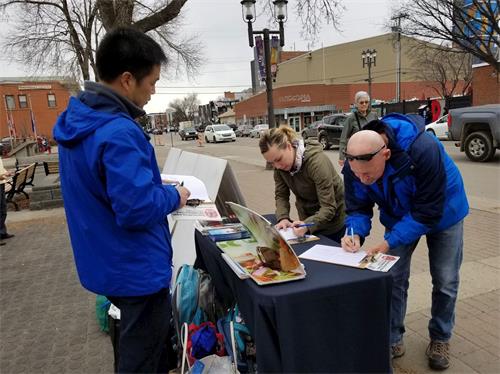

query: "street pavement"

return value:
[0, 136, 499, 373]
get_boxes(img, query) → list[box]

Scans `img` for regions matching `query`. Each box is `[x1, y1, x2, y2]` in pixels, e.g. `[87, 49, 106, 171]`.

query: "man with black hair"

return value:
[340, 114, 468, 371]
[54, 27, 190, 373]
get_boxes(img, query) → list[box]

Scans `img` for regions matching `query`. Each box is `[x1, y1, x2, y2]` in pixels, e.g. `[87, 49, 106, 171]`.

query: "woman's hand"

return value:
[275, 219, 293, 231]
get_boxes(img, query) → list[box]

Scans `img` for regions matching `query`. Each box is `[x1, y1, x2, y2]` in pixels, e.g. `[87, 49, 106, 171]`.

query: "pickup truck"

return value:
[448, 105, 500, 162]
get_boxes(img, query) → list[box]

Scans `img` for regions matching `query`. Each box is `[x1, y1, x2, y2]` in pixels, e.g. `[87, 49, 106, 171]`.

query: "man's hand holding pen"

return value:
[341, 227, 361, 253]
[176, 185, 190, 208]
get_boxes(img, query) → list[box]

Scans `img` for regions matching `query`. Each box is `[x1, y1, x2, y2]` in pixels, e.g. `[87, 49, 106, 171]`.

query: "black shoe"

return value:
[0, 233, 14, 239]
[0, 242, 5, 246]
[391, 341, 406, 359]
[426, 340, 450, 370]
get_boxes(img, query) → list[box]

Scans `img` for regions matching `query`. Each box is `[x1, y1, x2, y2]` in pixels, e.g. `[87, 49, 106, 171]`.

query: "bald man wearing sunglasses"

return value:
[341, 114, 468, 371]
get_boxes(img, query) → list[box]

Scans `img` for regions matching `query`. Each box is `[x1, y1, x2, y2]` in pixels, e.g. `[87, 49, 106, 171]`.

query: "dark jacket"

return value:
[343, 113, 469, 248]
[339, 110, 379, 160]
[53, 82, 180, 296]
[275, 140, 345, 236]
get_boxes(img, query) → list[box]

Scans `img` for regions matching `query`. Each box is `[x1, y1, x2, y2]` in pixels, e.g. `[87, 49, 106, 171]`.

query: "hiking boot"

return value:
[426, 340, 450, 370]
[391, 341, 406, 359]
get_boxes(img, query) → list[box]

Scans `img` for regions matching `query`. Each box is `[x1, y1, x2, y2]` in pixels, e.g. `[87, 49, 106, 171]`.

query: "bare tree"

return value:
[260, 0, 344, 46]
[169, 93, 199, 123]
[412, 44, 473, 98]
[393, 0, 499, 71]
[0, 0, 202, 81]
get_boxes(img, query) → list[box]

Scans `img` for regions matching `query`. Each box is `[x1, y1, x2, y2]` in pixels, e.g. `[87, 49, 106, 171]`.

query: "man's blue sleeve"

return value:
[385, 135, 447, 248]
[102, 126, 180, 229]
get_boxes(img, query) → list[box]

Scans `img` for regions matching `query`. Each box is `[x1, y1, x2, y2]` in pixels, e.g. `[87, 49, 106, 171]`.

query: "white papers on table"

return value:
[161, 174, 210, 201]
[279, 227, 299, 241]
[298, 244, 399, 272]
[299, 244, 367, 267]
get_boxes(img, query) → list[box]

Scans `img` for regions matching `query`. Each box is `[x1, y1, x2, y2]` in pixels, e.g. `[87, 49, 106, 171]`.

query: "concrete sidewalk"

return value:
[0, 152, 499, 373]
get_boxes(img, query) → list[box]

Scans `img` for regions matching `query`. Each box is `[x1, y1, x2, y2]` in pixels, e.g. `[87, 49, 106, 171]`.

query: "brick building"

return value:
[471, 63, 499, 106]
[0, 77, 78, 139]
[235, 34, 468, 131]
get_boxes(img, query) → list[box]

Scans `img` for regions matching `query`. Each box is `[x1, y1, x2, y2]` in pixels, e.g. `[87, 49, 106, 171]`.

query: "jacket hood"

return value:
[303, 139, 324, 161]
[53, 81, 146, 147]
[379, 113, 425, 151]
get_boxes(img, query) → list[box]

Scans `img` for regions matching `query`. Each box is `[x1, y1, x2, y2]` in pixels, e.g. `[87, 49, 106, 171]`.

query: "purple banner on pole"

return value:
[254, 36, 266, 82]
[270, 36, 280, 79]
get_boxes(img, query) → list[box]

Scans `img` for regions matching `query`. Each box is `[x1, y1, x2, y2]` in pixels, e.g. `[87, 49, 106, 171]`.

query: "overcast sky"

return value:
[0, 0, 397, 113]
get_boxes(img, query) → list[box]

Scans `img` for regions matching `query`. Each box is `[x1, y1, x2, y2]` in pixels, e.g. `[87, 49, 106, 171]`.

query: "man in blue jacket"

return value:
[54, 27, 190, 373]
[341, 114, 468, 371]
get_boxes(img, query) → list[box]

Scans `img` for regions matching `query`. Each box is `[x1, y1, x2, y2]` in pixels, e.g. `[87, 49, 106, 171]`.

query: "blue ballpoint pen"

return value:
[295, 222, 315, 228]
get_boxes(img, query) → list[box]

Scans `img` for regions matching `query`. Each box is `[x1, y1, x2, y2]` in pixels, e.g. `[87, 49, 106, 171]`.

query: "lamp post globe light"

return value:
[241, 0, 288, 130]
[361, 49, 377, 101]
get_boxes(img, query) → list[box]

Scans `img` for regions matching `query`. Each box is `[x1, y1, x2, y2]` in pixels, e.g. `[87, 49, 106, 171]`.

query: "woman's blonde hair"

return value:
[258, 125, 299, 154]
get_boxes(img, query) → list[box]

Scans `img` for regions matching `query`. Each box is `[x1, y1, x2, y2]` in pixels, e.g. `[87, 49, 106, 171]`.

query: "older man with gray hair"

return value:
[341, 114, 468, 371]
[338, 91, 378, 166]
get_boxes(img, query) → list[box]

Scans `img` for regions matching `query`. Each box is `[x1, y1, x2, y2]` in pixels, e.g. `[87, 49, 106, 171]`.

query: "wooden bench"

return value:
[16, 162, 38, 186]
[5, 163, 36, 211]
[43, 161, 59, 176]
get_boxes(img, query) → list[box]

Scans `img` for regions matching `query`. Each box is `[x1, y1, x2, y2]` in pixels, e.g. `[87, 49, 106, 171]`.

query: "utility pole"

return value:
[392, 13, 408, 103]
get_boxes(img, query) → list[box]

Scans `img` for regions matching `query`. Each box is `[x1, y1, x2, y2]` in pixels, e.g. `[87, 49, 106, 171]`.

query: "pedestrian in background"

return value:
[0, 158, 14, 245]
[341, 115, 468, 370]
[259, 126, 345, 243]
[54, 27, 190, 373]
[338, 91, 378, 166]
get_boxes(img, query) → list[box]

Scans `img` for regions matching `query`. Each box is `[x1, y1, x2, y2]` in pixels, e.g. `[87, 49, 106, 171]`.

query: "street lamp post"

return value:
[241, 0, 287, 129]
[361, 49, 377, 100]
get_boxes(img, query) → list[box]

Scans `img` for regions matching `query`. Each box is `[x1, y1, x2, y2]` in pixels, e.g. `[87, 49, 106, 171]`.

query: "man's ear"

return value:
[119, 71, 134, 93]
[383, 148, 391, 160]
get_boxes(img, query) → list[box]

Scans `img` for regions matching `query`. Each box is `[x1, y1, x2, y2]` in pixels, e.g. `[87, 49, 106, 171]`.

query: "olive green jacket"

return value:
[274, 140, 345, 235]
[338, 110, 379, 160]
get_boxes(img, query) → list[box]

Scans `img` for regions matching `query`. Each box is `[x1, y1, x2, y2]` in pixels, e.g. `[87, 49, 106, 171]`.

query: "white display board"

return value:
[162, 148, 246, 279]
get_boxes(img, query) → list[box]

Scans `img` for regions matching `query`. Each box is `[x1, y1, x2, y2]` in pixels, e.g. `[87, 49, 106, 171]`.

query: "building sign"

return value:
[18, 85, 52, 90]
[278, 94, 312, 103]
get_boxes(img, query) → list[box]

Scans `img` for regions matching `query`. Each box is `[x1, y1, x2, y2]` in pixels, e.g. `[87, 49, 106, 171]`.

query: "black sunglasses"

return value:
[344, 144, 386, 161]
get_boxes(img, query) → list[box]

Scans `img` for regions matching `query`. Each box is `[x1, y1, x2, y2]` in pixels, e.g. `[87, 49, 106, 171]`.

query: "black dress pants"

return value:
[107, 287, 172, 373]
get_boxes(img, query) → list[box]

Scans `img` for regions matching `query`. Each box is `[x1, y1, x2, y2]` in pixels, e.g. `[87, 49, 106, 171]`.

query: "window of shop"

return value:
[47, 93, 57, 107]
[18, 95, 28, 108]
[5, 95, 15, 110]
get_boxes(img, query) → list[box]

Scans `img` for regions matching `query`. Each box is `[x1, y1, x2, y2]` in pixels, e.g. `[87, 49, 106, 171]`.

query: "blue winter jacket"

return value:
[343, 113, 469, 249]
[53, 82, 180, 296]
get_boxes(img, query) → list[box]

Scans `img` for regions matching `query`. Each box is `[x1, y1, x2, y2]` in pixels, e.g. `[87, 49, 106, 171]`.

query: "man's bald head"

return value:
[347, 130, 385, 156]
[345, 130, 390, 185]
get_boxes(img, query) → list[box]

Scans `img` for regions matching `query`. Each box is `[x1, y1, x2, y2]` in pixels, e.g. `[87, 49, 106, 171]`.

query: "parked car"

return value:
[425, 114, 449, 140]
[448, 105, 500, 162]
[235, 124, 252, 137]
[179, 127, 198, 141]
[226, 123, 238, 131]
[0, 137, 13, 155]
[301, 120, 323, 139]
[204, 124, 236, 143]
[317, 114, 347, 150]
[250, 124, 269, 138]
[152, 128, 163, 135]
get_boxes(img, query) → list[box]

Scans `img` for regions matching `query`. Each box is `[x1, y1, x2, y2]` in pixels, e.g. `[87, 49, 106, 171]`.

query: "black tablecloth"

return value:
[194, 226, 392, 373]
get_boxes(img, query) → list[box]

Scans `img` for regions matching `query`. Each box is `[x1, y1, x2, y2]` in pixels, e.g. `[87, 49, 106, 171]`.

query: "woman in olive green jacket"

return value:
[338, 91, 379, 166]
[259, 126, 345, 243]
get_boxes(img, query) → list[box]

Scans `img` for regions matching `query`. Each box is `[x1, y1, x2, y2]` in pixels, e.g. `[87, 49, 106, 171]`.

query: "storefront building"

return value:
[0, 77, 78, 139]
[235, 33, 467, 130]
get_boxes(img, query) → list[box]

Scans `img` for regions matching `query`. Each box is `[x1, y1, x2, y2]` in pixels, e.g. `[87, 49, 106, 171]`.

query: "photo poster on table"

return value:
[223, 202, 306, 285]
[161, 149, 247, 279]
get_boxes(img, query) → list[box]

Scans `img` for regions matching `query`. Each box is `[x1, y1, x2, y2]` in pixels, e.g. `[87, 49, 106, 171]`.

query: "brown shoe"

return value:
[391, 341, 406, 359]
[426, 340, 450, 370]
